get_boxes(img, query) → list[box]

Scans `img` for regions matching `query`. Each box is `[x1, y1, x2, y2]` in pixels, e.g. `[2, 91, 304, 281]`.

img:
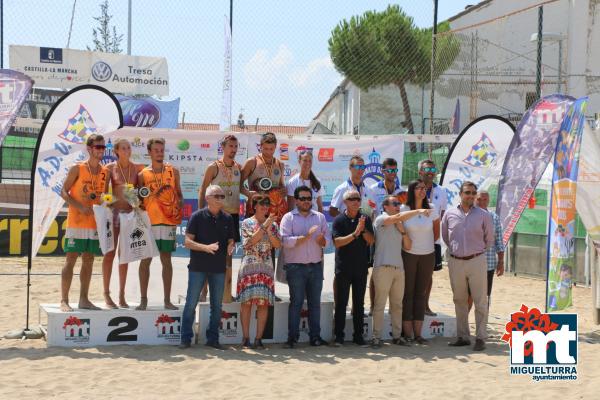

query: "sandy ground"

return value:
[0, 256, 598, 399]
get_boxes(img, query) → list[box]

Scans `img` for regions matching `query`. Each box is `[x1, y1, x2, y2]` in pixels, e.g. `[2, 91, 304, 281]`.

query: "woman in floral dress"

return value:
[237, 194, 281, 349]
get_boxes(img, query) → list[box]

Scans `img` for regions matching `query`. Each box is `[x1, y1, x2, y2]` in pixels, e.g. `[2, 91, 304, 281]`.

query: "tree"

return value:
[328, 5, 459, 143]
[88, 0, 123, 53]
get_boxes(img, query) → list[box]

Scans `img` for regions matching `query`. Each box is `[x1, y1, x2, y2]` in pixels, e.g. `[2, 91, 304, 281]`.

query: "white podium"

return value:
[40, 304, 183, 347]
[344, 312, 457, 340]
[40, 302, 455, 347]
[196, 298, 334, 344]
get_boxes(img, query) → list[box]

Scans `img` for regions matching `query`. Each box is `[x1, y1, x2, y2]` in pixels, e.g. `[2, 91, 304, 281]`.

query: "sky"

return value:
[3, 0, 478, 126]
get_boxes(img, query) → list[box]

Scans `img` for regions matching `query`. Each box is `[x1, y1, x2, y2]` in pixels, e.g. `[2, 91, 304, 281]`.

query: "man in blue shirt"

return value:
[179, 185, 235, 349]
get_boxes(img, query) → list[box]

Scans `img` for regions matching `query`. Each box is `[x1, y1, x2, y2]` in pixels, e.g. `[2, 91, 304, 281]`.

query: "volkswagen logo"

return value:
[91, 61, 112, 82]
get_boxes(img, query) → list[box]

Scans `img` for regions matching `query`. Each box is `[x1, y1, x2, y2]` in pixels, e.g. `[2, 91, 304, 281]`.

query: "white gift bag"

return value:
[118, 209, 159, 264]
[93, 205, 114, 255]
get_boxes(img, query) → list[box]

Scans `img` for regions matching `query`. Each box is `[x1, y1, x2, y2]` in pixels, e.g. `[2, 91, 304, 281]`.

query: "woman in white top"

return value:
[286, 150, 324, 212]
[400, 179, 440, 344]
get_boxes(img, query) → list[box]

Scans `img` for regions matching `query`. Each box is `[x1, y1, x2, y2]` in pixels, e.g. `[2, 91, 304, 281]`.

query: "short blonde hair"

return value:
[113, 138, 130, 158]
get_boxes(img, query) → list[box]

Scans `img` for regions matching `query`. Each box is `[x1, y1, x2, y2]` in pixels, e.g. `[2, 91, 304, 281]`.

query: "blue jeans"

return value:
[285, 262, 323, 341]
[180, 269, 225, 344]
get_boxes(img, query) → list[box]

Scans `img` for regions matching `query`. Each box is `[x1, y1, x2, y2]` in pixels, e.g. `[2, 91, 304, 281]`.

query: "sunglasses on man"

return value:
[421, 166, 437, 173]
[462, 191, 477, 196]
[345, 197, 361, 202]
[90, 144, 107, 150]
[382, 168, 398, 174]
[256, 199, 271, 206]
[351, 165, 367, 171]
[296, 196, 313, 202]
[211, 194, 226, 200]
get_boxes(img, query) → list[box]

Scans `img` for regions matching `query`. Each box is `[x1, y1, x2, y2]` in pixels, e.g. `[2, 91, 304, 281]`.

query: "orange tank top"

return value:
[66, 162, 108, 229]
[141, 164, 182, 225]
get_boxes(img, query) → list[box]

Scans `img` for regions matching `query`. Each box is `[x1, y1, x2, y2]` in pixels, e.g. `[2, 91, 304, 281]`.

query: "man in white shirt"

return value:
[368, 158, 406, 216]
[329, 156, 369, 217]
[419, 159, 448, 316]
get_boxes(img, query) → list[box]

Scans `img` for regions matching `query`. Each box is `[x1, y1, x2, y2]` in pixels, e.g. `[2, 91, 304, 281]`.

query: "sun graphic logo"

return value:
[58, 105, 97, 144]
[62, 316, 90, 343]
[299, 308, 310, 333]
[501, 304, 578, 381]
[429, 320, 444, 336]
[462, 133, 497, 168]
[219, 311, 238, 337]
[155, 314, 181, 340]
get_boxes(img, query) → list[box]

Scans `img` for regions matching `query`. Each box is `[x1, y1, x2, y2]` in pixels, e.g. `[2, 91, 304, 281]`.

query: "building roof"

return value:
[447, 0, 493, 23]
[178, 123, 307, 135]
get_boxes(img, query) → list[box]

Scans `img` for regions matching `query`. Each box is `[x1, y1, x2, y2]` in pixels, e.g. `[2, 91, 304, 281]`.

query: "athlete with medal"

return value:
[137, 138, 183, 310]
[60, 134, 109, 312]
[241, 132, 287, 223]
[199, 134, 243, 303]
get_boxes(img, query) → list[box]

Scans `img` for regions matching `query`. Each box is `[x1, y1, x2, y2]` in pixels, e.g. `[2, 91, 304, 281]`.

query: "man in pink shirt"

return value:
[280, 185, 331, 348]
[442, 181, 494, 351]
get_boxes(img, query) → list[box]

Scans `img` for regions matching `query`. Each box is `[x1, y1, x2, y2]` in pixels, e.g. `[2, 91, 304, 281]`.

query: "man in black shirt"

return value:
[180, 185, 234, 349]
[332, 189, 375, 346]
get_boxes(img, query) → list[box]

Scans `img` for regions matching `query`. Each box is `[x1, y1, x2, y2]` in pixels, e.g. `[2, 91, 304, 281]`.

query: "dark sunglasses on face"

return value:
[346, 197, 361, 202]
[257, 199, 271, 206]
[462, 191, 477, 196]
[383, 168, 398, 174]
[391, 201, 402, 206]
[296, 196, 313, 202]
[90, 144, 106, 150]
[351, 164, 366, 171]
[211, 194, 226, 200]
[421, 167, 437, 173]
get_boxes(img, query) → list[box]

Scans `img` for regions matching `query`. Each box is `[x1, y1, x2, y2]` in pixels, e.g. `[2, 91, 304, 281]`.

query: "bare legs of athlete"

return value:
[61, 252, 100, 311]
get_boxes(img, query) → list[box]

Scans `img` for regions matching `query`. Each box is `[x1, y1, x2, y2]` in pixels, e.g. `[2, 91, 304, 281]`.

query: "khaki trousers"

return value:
[372, 266, 405, 339]
[448, 254, 488, 340]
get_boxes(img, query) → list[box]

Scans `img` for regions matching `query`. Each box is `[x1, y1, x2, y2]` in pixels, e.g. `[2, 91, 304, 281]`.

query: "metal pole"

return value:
[127, 0, 132, 55]
[535, 6, 543, 100]
[557, 39, 562, 93]
[230, 0, 233, 31]
[1, 0, 4, 69]
[421, 84, 425, 135]
[428, 0, 439, 136]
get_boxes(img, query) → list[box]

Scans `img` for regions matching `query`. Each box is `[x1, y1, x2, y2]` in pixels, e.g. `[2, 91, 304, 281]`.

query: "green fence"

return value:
[0, 136, 36, 180]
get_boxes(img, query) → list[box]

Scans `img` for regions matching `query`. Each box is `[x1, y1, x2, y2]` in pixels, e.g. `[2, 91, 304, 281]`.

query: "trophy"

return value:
[138, 186, 151, 198]
[258, 177, 273, 192]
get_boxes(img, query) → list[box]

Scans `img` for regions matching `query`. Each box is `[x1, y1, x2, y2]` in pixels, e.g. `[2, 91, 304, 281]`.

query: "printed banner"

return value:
[10, 88, 65, 138]
[103, 129, 404, 255]
[0, 69, 33, 145]
[546, 97, 588, 312]
[219, 17, 232, 131]
[116, 95, 179, 128]
[440, 115, 514, 208]
[576, 123, 600, 249]
[0, 214, 67, 256]
[245, 133, 405, 208]
[9, 45, 169, 96]
[496, 94, 575, 246]
[31, 85, 122, 257]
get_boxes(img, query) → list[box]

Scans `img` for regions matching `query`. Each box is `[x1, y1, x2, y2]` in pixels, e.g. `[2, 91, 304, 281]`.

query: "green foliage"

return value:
[87, 0, 123, 53]
[328, 5, 460, 137]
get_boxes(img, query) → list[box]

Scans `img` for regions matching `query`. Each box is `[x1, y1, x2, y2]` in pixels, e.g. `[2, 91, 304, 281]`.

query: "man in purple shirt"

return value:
[441, 181, 494, 351]
[280, 185, 331, 348]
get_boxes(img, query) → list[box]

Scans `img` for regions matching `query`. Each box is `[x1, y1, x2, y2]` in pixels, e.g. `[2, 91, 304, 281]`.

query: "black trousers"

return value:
[334, 271, 368, 340]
